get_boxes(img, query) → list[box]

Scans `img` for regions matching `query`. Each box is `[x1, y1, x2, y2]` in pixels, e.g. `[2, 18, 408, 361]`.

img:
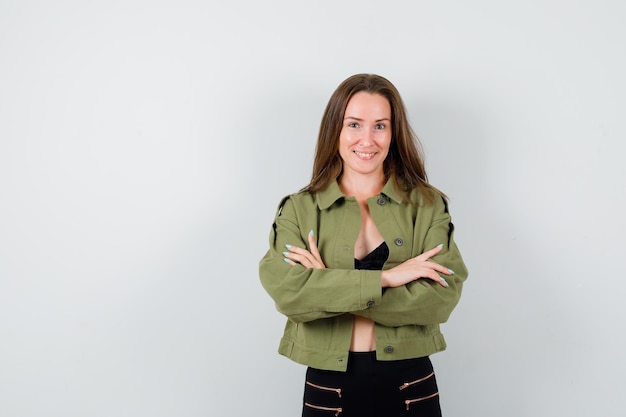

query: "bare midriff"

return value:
[350, 315, 377, 351]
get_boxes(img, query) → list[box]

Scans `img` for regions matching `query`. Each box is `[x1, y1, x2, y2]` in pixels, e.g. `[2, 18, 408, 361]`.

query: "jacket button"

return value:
[394, 238, 403, 246]
[384, 346, 394, 354]
[377, 197, 386, 205]
[366, 300, 375, 308]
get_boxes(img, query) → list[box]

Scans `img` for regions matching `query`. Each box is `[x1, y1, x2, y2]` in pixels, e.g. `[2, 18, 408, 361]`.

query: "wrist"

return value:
[381, 270, 390, 288]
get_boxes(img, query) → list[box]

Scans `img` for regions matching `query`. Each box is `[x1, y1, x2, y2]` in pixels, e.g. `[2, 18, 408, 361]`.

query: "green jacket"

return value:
[259, 180, 468, 372]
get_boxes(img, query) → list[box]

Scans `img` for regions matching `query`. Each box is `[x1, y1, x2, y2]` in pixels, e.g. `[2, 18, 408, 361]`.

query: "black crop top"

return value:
[354, 241, 389, 270]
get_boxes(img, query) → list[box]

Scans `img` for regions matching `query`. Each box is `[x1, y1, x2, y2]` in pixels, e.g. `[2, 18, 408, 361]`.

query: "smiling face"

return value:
[338, 92, 392, 181]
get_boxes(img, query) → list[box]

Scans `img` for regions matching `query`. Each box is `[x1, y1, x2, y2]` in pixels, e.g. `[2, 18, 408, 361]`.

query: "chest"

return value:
[353, 201, 384, 259]
[314, 198, 422, 269]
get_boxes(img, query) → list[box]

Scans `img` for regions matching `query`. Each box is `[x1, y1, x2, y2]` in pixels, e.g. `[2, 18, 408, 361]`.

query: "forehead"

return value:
[344, 92, 391, 118]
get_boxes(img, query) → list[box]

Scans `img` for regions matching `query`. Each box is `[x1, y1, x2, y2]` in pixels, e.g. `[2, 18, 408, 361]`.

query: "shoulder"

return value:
[406, 185, 447, 209]
[274, 189, 316, 218]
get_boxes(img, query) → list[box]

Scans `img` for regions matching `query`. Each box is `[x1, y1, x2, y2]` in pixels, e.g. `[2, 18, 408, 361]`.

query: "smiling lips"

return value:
[354, 150, 377, 160]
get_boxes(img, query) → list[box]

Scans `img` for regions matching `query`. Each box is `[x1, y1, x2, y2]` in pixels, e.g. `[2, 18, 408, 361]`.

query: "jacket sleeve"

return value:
[259, 196, 382, 324]
[357, 196, 469, 327]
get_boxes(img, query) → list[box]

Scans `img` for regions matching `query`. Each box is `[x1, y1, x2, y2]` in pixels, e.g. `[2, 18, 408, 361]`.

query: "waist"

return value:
[346, 351, 432, 375]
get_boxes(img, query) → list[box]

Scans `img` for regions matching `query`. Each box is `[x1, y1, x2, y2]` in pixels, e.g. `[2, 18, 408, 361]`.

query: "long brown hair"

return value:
[305, 74, 441, 203]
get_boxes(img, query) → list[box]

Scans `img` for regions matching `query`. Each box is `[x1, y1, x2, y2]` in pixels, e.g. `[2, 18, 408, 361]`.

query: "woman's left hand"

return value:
[283, 230, 326, 269]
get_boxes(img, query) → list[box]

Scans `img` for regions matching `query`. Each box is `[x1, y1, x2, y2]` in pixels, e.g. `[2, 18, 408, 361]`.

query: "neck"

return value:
[339, 171, 386, 200]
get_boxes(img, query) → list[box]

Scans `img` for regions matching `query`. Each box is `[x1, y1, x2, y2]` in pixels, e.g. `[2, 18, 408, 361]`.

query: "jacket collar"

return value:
[315, 179, 404, 210]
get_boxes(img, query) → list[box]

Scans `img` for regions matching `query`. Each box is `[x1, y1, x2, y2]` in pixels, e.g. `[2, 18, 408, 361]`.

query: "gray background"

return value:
[1, 1, 625, 416]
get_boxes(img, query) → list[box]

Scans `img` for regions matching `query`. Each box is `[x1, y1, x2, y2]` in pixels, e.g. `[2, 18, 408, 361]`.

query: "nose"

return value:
[359, 127, 374, 145]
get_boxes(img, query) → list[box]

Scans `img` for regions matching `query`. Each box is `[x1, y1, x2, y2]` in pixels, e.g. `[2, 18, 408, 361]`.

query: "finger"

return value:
[285, 245, 313, 260]
[284, 248, 318, 269]
[285, 244, 312, 258]
[285, 243, 303, 253]
[308, 230, 321, 259]
[427, 270, 450, 287]
[422, 261, 454, 276]
[282, 256, 296, 266]
[283, 245, 307, 263]
[284, 251, 311, 265]
[418, 271, 449, 287]
[415, 244, 444, 261]
[307, 231, 326, 268]
[437, 275, 449, 287]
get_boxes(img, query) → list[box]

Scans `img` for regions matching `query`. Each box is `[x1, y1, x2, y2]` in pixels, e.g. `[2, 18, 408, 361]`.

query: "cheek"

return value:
[337, 134, 350, 159]
[339, 129, 353, 142]
[338, 132, 356, 151]
[378, 135, 392, 151]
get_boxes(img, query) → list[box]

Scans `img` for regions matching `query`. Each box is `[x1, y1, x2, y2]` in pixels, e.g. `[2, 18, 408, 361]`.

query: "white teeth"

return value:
[355, 151, 375, 158]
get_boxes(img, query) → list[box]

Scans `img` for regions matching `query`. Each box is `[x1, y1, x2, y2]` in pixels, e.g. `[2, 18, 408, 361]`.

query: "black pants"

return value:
[302, 352, 442, 417]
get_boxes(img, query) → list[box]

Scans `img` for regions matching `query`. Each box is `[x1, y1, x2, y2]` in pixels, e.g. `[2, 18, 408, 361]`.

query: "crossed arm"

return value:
[283, 229, 453, 288]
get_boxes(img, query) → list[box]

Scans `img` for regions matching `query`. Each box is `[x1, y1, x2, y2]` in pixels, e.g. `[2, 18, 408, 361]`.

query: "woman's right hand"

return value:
[381, 244, 453, 288]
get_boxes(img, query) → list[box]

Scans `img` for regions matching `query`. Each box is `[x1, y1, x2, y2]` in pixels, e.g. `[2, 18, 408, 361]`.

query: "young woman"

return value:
[260, 74, 468, 416]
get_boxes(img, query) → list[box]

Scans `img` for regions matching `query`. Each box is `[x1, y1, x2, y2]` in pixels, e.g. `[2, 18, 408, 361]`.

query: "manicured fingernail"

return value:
[436, 243, 443, 248]
[282, 252, 290, 256]
[441, 277, 449, 287]
[309, 229, 314, 237]
[283, 258, 291, 264]
[448, 269, 455, 274]
[285, 244, 293, 249]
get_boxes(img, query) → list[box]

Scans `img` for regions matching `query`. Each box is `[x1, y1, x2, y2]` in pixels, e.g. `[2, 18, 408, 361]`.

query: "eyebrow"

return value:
[344, 116, 391, 122]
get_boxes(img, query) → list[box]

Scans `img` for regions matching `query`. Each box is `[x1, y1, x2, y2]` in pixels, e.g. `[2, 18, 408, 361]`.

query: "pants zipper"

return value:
[398, 371, 434, 390]
[405, 392, 439, 410]
[306, 381, 342, 398]
[304, 402, 343, 416]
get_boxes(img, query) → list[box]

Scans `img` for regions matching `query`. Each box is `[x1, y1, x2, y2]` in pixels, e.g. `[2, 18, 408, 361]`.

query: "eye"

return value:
[375, 123, 386, 130]
[348, 122, 359, 128]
